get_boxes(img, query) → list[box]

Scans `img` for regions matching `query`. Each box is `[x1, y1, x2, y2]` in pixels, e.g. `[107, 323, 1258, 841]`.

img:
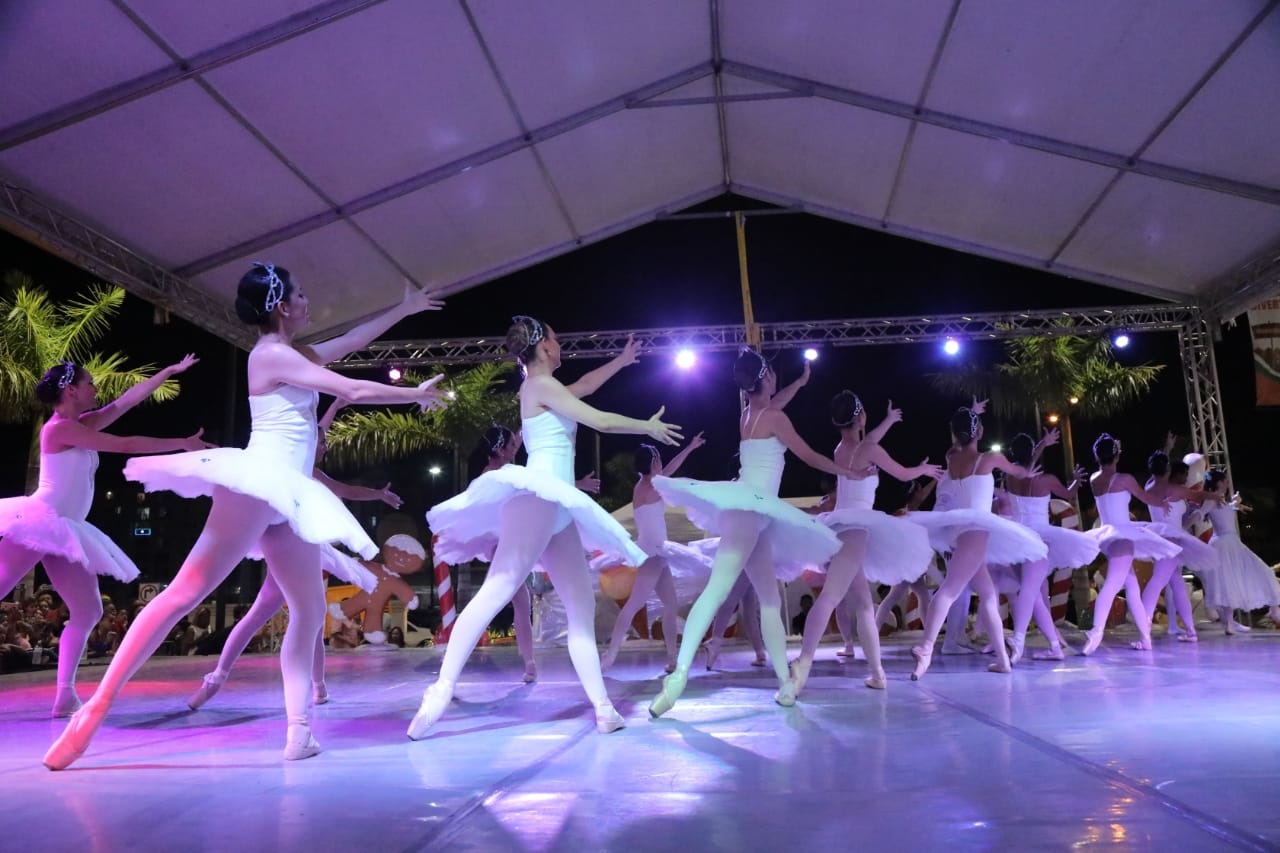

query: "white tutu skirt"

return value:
[427, 464, 646, 568]
[985, 563, 1022, 595]
[124, 448, 377, 559]
[0, 497, 138, 581]
[244, 541, 378, 593]
[1082, 523, 1180, 562]
[653, 477, 841, 581]
[1025, 523, 1100, 569]
[1202, 534, 1280, 610]
[1150, 524, 1218, 572]
[588, 549, 709, 627]
[816, 508, 934, 585]
[907, 509, 1048, 565]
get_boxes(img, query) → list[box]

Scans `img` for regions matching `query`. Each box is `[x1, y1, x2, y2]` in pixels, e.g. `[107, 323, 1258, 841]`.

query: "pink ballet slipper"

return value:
[1006, 635, 1025, 667]
[1081, 627, 1104, 656]
[789, 657, 812, 695]
[406, 680, 454, 740]
[522, 661, 538, 684]
[311, 682, 329, 705]
[188, 672, 225, 710]
[864, 671, 887, 690]
[51, 688, 82, 719]
[987, 659, 1012, 673]
[598, 646, 617, 672]
[594, 702, 626, 734]
[910, 645, 934, 681]
[1031, 646, 1066, 661]
[749, 655, 767, 668]
[648, 668, 688, 718]
[774, 678, 797, 707]
[701, 641, 720, 671]
[283, 722, 321, 761]
[44, 699, 109, 771]
[663, 660, 677, 674]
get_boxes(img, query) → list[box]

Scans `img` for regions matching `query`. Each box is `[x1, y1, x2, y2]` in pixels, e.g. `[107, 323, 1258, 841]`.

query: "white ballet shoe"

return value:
[1129, 635, 1153, 651]
[51, 688, 82, 719]
[648, 668, 688, 718]
[1081, 627, 1104, 656]
[789, 657, 812, 695]
[521, 662, 537, 684]
[774, 678, 798, 707]
[910, 645, 934, 681]
[44, 699, 109, 771]
[283, 723, 321, 761]
[940, 643, 976, 656]
[701, 640, 720, 670]
[835, 646, 857, 658]
[311, 682, 329, 705]
[1176, 632, 1199, 643]
[1006, 635, 1025, 667]
[1226, 620, 1251, 635]
[327, 602, 346, 622]
[864, 671, 887, 690]
[987, 659, 1012, 674]
[1031, 646, 1066, 661]
[594, 702, 626, 734]
[187, 672, 226, 710]
[407, 680, 454, 740]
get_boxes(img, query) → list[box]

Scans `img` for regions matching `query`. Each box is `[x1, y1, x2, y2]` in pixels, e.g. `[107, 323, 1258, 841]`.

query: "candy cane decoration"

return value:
[432, 535, 455, 644]
[1049, 499, 1081, 621]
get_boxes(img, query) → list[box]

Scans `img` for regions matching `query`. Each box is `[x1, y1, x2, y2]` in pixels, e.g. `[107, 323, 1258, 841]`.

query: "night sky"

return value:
[3, 193, 1277, 563]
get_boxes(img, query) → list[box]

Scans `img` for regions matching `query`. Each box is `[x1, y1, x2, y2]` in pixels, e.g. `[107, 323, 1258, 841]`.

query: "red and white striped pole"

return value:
[432, 536, 455, 644]
[1049, 499, 1080, 622]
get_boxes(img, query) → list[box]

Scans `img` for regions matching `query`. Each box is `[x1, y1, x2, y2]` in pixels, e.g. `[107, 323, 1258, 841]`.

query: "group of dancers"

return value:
[1, 262, 1278, 770]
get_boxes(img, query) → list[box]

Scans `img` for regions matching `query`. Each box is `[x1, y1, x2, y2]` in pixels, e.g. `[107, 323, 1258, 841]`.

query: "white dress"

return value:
[427, 410, 645, 567]
[654, 436, 841, 581]
[1085, 491, 1180, 561]
[1148, 499, 1217, 571]
[817, 473, 933, 584]
[909, 464, 1048, 565]
[1006, 493, 1100, 569]
[1201, 503, 1280, 610]
[0, 446, 138, 581]
[124, 384, 377, 559]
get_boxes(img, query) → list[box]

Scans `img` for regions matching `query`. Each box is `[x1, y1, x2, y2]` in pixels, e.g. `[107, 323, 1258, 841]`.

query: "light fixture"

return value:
[387, 366, 403, 382]
[942, 338, 961, 357]
[675, 349, 696, 370]
[1112, 332, 1131, 349]
[990, 443, 1003, 453]
[1069, 395, 1080, 405]
[428, 465, 442, 476]
[803, 347, 819, 362]
[1047, 413, 1060, 425]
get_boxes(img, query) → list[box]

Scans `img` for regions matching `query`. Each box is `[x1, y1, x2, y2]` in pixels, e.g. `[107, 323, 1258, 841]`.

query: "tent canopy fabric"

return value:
[3, 0, 1279, 344]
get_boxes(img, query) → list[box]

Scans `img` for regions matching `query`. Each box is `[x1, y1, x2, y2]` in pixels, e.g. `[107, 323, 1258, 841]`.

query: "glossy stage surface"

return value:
[2, 630, 1277, 852]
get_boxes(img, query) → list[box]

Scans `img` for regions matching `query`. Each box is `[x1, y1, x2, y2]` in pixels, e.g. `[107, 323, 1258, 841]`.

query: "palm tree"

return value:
[0, 271, 182, 492]
[323, 361, 519, 489]
[929, 322, 1164, 476]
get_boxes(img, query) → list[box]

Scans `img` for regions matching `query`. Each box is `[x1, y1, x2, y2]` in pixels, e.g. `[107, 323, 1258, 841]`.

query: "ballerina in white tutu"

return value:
[187, 401, 398, 711]
[1002, 431, 1099, 663]
[409, 319, 681, 738]
[907, 402, 1048, 680]
[0, 356, 208, 717]
[599, 433, 710, 675]
[648, 349, 851, 716]
[1141, 440, 1217, 643]
[44, 263, 447, 769]
[1199, 469, 1280, 633]
[790, 392, 940, 695]
[1079, 434, 1180, 655]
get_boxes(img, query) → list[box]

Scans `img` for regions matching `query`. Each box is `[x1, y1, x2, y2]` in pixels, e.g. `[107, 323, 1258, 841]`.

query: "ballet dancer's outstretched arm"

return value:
[44, 419, 212, 456]
[659, 432, 706, 476]
[312, 471, 402, 508]
[1098, 471, 1169, 510]
[77, 354, 200, 432]
[566, 335, 639, 398]
[251, 344, 447, 410]
[756, 408, 856, 478]
[307, 282, 444, 364]
[859, 443, 942, 483]
[1043, 466, 1086, 500]
[769, 361, 810, 410]
[527, 374, 682, 444]
[861, 400, 903, 446]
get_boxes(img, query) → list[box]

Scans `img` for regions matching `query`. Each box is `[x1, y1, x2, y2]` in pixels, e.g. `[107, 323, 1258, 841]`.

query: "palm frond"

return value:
[325, 410, 447, 468]
[80, 352, 182, 404]
[58, 285, 125, 361]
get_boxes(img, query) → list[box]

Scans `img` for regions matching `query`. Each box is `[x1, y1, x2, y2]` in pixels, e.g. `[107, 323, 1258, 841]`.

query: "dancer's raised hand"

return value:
[645, 406, 683, 445]
[914, 458, 943, 480]
[688, 431, 706, 451]
[163, 353, 200, 377]
[970, 397, 988, 416]
[614, 335, 640, 369]
[1040, 426, 1060, 448]
[415, 374, 449, 412]
[576, 472, 601, 494]
[378, 483, 402, 509]
[884, 399, 903, 426]
[402, 280, 446, 314]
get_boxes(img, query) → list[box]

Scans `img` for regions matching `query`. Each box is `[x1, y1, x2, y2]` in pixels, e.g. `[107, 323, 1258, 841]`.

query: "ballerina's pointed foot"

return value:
[648, 668, 688, 718]
[910, 645, 933, 681]
[774, 678, 797, 707]
[1226, 620, 1251, 635]
[864, 671, 887, 690]
[701, 642, 719, 671]
[1176, 632, 1199, 643]
[750, 655, 767, 668]
[987, 659, 1012, 674]
[789, 657, 812, 695]
[835, 646, 857, 659]
[51, 689, 82, 719]
[406, 680, 454, 740]
[43, 699, 109, 771]
[187, 672, 225, 710]
[598, 647, 617, 673]
[1081, 627, 1104, 656]
[311, 682, 329, 706]
[1129, 635, 1153, 651]
[940, 643, 975, 656]
[594, 703, 626, 734]
[1006, 636, 1025, 667]
[522, 662, 538, 684]
[283, 723, 321, 761]
[1031, 646, 1066, 661]
[664, 660, 677, 674]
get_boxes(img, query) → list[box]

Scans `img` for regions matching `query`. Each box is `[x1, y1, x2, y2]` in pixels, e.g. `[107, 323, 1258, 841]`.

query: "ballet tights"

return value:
[1091, 544, 1151, 643]
[798, 530, 881, 675]
[602, 555, 680, 665]
[428, 494, 610, 707]
[1143, 559, 1196, 638]
[917, 532, 1010, 670]
[707, 572, 765, 661]
[207, 573, 327, 687]
[1011, 559, 1062, 650]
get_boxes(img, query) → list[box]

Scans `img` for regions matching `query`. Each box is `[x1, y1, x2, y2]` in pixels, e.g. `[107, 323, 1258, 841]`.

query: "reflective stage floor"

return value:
[2, 629, 1277, 852]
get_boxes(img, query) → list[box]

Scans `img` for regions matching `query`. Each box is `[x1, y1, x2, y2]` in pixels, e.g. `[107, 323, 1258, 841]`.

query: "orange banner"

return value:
[1248, 298, 1280, 407]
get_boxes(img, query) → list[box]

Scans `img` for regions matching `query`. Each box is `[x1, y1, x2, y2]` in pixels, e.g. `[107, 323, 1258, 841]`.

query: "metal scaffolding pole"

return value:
[1177, 309, 1233, 475]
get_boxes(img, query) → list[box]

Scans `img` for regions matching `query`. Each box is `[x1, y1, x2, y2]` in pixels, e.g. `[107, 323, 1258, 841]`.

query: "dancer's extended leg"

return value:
[912, 532, 987, 680]
[795, 529, 866, 690]
[511, 582, 536, 682]
[600, 555, 665, 671]
[741, 536, 796, 705]
[190, 575, 285, 709]
[41, 556, 102, 717]
[970, 566, 1012, 673]
[1010, 558, 1052, 664]
[1082, 543, 1135, 655]
[704, 572, 750, 669]
[652, 565, 680, 670]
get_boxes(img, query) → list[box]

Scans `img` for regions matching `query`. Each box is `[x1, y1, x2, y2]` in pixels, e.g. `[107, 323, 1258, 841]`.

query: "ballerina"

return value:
[1199, 469, 1280, 633]
[907, 402, 1047, 680]
[648, 349, 850, 716]
[1001, 431, 1099, 663]
[1140, 440, 1217, 643]
[44, 264, 447, 769]
[187, 401, 399, 710]
[409, 319, 681, 738]
[790, 392, 939, 694]
[598, 434, 711, 675]
[0, 356, 208, 717]
[1079, 434, 1179, 655]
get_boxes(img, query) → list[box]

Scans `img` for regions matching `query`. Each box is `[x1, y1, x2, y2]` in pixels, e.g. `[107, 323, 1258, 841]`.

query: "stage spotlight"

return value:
[428, 465, 442, 477]
[1069, 396, 1080, 405]
[803, 348, 819, 362]
[387, 366, 403, 382]
[942, 337, 961, 357]
[675, 349, 697, 370]
[1113, 332, 1131, 349]
[990, 443, 1003, 453]
[1047, 413, 1060, 425]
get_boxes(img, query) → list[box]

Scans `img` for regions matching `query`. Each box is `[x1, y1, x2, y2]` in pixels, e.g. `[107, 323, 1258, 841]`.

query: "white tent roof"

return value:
[3, 1, 1279, 344]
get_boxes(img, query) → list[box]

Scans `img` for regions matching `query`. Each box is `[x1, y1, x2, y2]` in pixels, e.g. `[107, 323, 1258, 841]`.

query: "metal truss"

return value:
[0, 181, 253, 347]
[333, 301, 1231, 477]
